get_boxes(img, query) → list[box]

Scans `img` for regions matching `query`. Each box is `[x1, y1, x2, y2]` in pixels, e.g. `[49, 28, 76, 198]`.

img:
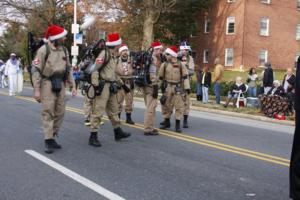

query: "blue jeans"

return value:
[202, 86, 209, 103]
[214, 83, 221, 104]
[196, 83, 202, 96]
[248, 87, 257, 97]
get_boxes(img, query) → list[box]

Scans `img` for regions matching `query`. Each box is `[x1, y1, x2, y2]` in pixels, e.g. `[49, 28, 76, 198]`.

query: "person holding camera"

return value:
[116, 44, 135, 124]
[179, 43, 194, 128]
[159, 46, 190, 133]
[31, 25, 77, 154]
[247, 67, 258, 97]
[141, 41, 163, 136]
[88, 33, 131, 147]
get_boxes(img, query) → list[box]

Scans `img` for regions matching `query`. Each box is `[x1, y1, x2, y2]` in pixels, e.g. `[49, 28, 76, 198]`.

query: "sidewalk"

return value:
[132, 94, 295, 127]
[23, 83, 295, 127]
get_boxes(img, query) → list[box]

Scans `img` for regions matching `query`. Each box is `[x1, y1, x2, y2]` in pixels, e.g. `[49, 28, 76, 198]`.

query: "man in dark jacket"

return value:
[263, 62, 274, 94]
[290, 56, 300, 200]
[199, 66, 211, 103]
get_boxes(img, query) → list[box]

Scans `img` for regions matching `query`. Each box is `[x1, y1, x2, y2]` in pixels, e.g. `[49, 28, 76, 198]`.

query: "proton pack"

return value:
[130, 48, 153, 87]
[78, 39, 107, 83]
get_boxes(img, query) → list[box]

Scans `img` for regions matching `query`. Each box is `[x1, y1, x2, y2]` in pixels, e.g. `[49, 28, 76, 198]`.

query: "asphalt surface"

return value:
[0, 87, 294, 200]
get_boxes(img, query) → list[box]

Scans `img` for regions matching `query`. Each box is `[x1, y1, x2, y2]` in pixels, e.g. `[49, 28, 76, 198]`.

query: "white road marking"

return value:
[25, 150, 126, 200]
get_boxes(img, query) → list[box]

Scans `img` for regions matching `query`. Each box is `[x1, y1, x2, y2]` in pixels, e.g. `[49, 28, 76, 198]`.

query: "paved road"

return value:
[0, 88, 294, 200]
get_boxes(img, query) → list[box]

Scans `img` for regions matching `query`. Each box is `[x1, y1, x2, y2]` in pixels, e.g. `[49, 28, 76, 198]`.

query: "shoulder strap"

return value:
[98, 48, 111, 73]
[163, 62, 168, 80]
[39, 44, 51, 76]
[178, 61, 183, 79]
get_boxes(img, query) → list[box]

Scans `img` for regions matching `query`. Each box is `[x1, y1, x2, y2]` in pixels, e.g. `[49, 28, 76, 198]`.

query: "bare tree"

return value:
[142, 0, 176, 49]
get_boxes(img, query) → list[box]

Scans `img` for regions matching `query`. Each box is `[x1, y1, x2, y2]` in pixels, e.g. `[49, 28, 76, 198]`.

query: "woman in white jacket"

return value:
[5, 53, 22, 96]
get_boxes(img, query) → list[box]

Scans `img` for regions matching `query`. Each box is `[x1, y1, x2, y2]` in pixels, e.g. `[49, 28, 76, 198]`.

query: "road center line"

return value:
[0, 92, 290, 167]
[25, 150, 126, 200]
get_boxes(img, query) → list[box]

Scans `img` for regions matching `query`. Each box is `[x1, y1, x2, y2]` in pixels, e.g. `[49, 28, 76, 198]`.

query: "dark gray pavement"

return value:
[0, 88, 294, 200]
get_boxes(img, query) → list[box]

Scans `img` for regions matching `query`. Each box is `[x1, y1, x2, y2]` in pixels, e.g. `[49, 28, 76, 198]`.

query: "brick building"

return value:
[191, 0, 300, 70]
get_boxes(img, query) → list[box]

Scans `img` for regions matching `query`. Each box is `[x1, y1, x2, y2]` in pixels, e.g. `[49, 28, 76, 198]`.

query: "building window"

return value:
[260, 17, 269, 36]
[225, 48, 234, 66]
[226, 17, 235, 35]
[204, 19, 210, 33]
[297, 24, 300, 40]
[227, 0, 235, 2]
[298, 0, 300, 10]
[259, 50, 268, 65]
[261, 0, 271, 4]
[203, 49, 209, 63]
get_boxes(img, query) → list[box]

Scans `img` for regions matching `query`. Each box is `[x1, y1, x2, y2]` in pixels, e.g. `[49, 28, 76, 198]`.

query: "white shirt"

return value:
[283, 74, 291, 92]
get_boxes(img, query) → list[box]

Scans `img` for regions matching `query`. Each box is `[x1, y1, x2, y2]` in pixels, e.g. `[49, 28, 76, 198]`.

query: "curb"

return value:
[22, 83, 295, 127]
[132, 96, 294, 127]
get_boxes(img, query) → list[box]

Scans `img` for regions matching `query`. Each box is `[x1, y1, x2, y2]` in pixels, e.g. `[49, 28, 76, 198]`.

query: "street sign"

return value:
[75, 33, 83, 44]
[71, 45, 79, 56]
[72, 24, 80, 34]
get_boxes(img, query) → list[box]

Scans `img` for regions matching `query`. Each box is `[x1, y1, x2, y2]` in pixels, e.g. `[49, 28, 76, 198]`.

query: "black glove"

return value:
[122, 84, 131, 93]
[153, 85, 159, 99]
[185, 89, 191, 95]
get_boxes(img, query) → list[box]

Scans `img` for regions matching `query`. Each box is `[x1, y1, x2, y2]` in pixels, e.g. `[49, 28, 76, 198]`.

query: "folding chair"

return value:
[236, 85, 249, 108]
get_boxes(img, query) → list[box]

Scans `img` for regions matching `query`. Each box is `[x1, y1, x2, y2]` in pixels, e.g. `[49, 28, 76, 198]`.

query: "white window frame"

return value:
[296, 24, 300, 40]
[261, 0, 271, 4]
[226, 17, 235, 35]
[259, 50, 268, 65]
[204, 19, 210, 33]
[298, 0, 300, 10]
[227, 0, 236, 3]
[203, 49, 209, 63]
[260, 17, 269, 36]
[225, 48, 234, 67]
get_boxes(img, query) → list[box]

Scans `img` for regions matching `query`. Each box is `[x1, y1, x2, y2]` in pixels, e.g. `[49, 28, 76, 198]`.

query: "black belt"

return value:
[167, 81, 181, 86]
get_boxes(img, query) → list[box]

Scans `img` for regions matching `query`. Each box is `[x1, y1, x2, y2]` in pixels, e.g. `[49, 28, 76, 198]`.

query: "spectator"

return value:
[247, 67, 258, 97]
[72, 66, 81, 91]
[213, 58, 224, 104]
[260, 80, 290, 118]
[200, 66, 211, 103]
[262, 62, 274, 95]
[282, 68, 296, 94]
[196, 67, 202, 101]
[267, 80, 284, 96]
[5, 53, 23, 96]
[282, 68, 296, 113]
[0, 60, 6, 88]
[223, 76, 247, 108]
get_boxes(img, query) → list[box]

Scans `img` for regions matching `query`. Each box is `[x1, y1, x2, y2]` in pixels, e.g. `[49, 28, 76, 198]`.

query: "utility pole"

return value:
[71, 0, 79, 66]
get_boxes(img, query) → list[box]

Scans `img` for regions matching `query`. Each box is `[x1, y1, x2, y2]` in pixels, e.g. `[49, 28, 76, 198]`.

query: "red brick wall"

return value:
[191, 0, 300, 70]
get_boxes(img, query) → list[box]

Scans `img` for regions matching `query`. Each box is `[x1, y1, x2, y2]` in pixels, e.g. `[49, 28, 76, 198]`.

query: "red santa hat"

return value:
[165, 46, 178, 57]
[44, 25, 68, 41]
[106, 33, 122, 46]
[118, 44, 129, 53]
[151, 41, 163, 50]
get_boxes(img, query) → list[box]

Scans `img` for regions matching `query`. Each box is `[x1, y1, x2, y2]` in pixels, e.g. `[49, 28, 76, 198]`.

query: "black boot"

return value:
[176, 120, 182, 133]
[89, 132, 102, 147]
[114, 127, 131, 141]
[49, 139, 61, 149]
[183, 115, 189, 128]
[44, 139, 54, 154]
[125, 113, 135, 125]
[160, 118, 170, 129]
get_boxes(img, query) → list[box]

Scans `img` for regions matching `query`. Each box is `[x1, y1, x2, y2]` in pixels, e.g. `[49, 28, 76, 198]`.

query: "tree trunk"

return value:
[142, 12, 155, 50]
